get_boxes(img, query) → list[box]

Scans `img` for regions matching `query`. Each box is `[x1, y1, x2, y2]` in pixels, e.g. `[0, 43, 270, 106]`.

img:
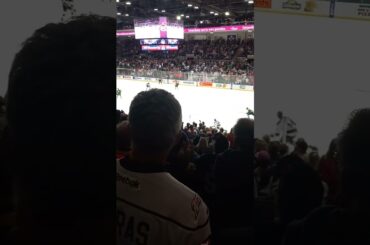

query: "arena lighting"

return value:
[225, 12, 230, 16]
[214, 13, 219, 16]
[176, 16, 181, 20]
[181, 14, 184, 16]
[117, 12, 121, 15]
[186, 15, 190, 18]
[154, 8, 158, 11]
[161, 9, 166, 12]
[125, 13, 129, 16]
[126, 1, 131, 5]
[210, 11, 214, 14]
[248, 0, 254, 3]
[116, 0, 119, 2]
[194, 6, 199, 9]
[200, 20, 203, 24]
[188, 4, 192, 7]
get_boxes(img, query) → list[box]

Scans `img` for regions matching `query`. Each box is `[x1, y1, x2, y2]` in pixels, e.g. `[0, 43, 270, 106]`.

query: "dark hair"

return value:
[6, 15, 116, 223]
[129, 89, 182, 153]
[117, 120, 130, 152]
[233, 118, 254, 149]
[295, 138, 308, 154]
[214, 133, 229, 154]
[7, 15, 116, 148]
[326, 138, 338, 159]
[279, 143, 289, 157]
[278, 158, 323, 224]
[268, 141, 281, 161]
[338, 108, 370, 208]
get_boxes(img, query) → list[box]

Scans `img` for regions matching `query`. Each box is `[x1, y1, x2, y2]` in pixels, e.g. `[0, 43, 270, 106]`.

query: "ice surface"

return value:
[117, 79, 254, 132]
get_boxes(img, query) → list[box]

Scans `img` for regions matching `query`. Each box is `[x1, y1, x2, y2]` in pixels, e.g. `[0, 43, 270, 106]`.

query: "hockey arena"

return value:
[116, 1, 255, 244]
[116, 17, 254, 132]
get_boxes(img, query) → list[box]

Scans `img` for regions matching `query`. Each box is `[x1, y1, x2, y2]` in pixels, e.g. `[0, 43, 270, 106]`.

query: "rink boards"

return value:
[116, 75, 254, 92]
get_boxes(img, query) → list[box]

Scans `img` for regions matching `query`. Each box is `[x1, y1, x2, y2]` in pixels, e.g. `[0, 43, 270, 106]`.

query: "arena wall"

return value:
[117, 75, 254, 92]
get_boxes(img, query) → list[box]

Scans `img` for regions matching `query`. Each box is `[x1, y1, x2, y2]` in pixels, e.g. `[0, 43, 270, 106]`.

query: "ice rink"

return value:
[117, 79, 254, 132]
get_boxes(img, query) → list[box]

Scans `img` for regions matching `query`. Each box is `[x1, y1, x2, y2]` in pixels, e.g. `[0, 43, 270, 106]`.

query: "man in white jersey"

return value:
[117, 89, 211, 245]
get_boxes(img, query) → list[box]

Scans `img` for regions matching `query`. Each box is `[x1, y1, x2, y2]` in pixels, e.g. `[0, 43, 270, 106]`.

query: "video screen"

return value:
[134, 17, 184, 39]
[140, 39, 179, 45]
[141, 45, 178, 51]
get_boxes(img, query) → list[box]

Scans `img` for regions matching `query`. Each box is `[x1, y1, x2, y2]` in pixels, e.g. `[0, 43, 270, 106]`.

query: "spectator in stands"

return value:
[277, 156, 324, 226]
[0, 96, 6, 138]
[254, 150, 273, 196]
[6, 15, 116, 244]
[116, 120, 130, 160]
[116, 38, 253, 81]
[268, 136, 323, 228]
[167, 130, 199, 191]
[293, 138, 309, 162]
[318, 138, 340, 204]
[283, 108, 370, 244]
[214, 118, 254, 229]
[193, 133, 229, 210]
[117, 89, 211, 245]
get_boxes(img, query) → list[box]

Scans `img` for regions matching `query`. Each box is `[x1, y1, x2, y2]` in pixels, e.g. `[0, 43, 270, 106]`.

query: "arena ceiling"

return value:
[117, 0, 254, 28]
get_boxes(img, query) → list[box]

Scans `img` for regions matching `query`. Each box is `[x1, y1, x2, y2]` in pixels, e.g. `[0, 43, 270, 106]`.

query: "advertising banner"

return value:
[256, 0, 370, 21]
[199, 81, 213, 87]
[184, 24, 254, 34]
[334, 2, 370, 20]
[268, 0, 331, 17]
[255, 0, 272, 8]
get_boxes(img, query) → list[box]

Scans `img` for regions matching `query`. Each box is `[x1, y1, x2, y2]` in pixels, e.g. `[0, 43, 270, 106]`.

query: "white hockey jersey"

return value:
[117, 157, 211, 245]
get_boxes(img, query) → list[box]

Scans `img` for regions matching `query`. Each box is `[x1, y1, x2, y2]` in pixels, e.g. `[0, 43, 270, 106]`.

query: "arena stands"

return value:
[116, 105, 370, 245]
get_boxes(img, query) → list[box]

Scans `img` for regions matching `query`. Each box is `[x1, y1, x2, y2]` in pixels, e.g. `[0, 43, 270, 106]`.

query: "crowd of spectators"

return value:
[117, 38, 254, 79]
[117, 103, 370, 244]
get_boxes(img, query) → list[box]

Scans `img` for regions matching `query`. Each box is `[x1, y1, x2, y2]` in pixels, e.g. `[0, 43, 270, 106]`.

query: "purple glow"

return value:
[116, 24, 254, 36]
[117, 31, 135, 36]
[184, 25, 254, 33]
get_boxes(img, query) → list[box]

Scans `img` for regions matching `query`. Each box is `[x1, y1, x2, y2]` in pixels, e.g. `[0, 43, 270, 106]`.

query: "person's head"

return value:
[338, 108, 370, 211]
[326, 138, 338, 159]
[197, 137, 209, 153]
[116, 110, 122, 124]
[116, 120, 131, 153]
[277, 111, 283, 119]
[268, 141, 281, 161]
[233, 118, 254, 150]
[129, 89, 182, 156]
[0, 96, 5, 113]
[279, 143, 289, 157]
[255, 138, 268, 153]
[6, 15, 115, 243]
[214, 133, 229, 154]
[308, 151, 320, 170]
[294, 138, 308, 155]
[262, 134, 271, 144]
[7, 15, 115, 150]
[255, 150, 271, 168]
[278, 159, 323, 225]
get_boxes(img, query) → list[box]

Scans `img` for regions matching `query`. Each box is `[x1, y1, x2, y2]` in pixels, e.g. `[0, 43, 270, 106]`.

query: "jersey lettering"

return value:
[117, 210, 150, 245]
[137, 222, 150, 245]
[124, 216, 135, 242]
